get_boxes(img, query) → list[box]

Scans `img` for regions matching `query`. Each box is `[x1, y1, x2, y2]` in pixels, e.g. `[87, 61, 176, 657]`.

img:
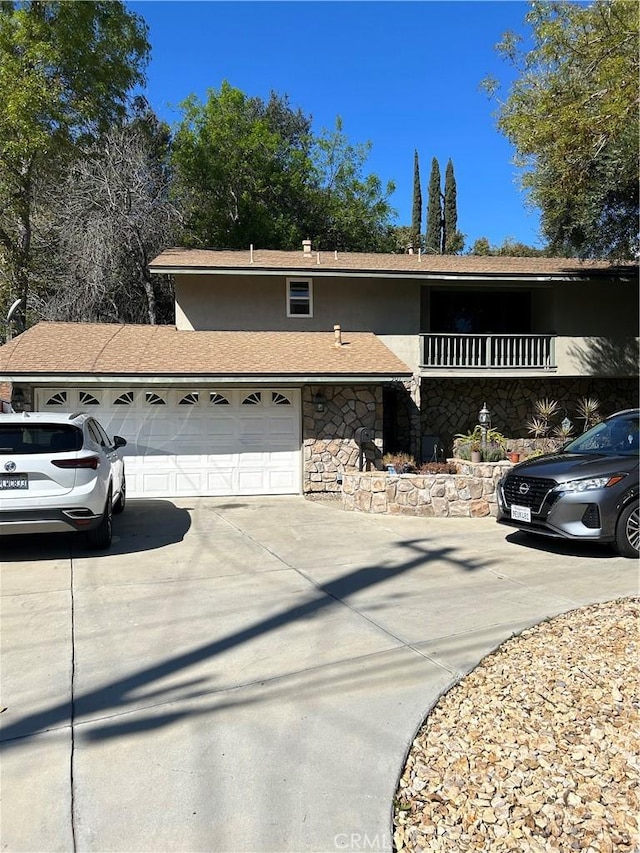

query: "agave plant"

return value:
[526, 416, 549, 438]
[576, 396, 601, 431]
[534, 398, 560, 422]
[552, 421, 574, 441]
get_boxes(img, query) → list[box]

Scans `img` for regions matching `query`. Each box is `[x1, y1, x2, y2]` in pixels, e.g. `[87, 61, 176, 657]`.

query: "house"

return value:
[0, 244, 637, 498]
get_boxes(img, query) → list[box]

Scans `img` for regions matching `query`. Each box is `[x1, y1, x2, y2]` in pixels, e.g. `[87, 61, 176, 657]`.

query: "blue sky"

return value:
[128, 1, 541, 250]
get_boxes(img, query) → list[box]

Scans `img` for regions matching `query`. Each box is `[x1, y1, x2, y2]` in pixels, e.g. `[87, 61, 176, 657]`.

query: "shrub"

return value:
[418, 461, 457, 474]
[383, 452, 417, 473]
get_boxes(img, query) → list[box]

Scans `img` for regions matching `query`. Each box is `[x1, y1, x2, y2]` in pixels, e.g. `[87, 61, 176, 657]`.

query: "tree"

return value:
[42, 109, 180, 325]
[0, 1, 149, 328]
[310, 117, 396, 252]
[469, 236, 547, 257]
[425, 158, 442, 253]
[172, 85, 396, 252]
[443, 159, 463, 253]
[486, 0, 638, 258]
[410, 150, 422, 251]
[171, 83, 314, 250]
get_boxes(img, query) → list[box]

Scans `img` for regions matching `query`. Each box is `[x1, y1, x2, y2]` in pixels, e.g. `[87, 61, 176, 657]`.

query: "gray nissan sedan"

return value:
[497, 409, 639, 557]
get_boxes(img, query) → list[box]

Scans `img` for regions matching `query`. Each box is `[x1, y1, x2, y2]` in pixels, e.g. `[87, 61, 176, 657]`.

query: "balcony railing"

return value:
[421, 334, 556, 370]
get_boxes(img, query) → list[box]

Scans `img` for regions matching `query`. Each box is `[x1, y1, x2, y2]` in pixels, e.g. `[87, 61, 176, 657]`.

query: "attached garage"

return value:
[0, 322, 412, 498]
[36, 387, 301, 497]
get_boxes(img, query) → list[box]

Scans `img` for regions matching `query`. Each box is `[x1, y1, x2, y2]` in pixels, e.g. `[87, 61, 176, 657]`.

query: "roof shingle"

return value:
[0, 323, 411, 378]
[149, 247, 637, 277]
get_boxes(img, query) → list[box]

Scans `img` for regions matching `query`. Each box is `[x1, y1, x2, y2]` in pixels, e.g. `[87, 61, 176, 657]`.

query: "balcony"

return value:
[420, 334, 556, 371]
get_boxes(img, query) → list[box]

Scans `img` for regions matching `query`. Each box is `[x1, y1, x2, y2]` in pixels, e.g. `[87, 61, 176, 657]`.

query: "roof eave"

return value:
[148, 265, 634, 283]
[2, 372, 412, 386]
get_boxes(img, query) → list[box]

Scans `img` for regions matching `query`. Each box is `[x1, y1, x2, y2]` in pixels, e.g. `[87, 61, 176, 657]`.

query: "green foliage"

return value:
[455, 425, 507, 461]
[410, 150, 422, 251]
[425, 157, 442, 253]
[171, 83, 312, 250]
[0, 0, 150, 323]
[311, 117, 396, 252]
[487, 0, 639, 258]
[171, 86, 396, 252]
[443, 159, 463, 253]
[469, 236, 547, 257]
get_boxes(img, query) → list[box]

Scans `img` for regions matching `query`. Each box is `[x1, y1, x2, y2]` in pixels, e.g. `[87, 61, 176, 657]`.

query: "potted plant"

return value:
[470, 440, 482, 463]
[507, 450, 520, 463]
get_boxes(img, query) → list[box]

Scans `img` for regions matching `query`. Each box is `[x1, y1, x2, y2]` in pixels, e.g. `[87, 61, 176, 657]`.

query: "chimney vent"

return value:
[302, 239, 312, 255]
[334, 324, 342, 347]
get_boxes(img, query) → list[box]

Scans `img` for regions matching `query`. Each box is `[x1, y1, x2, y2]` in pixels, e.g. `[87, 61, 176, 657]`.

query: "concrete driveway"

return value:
[1, 497, 637, 852]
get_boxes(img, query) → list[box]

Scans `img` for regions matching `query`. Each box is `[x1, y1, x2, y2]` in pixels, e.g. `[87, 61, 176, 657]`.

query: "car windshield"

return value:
[563, 413, 640, 457]
[0, 424, 82, 454]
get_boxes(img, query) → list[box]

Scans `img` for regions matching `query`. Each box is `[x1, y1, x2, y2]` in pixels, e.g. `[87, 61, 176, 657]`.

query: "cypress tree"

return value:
[425, 157, 442, 253]
[411, 150, 422, 251]
[443, 158, 458, 253]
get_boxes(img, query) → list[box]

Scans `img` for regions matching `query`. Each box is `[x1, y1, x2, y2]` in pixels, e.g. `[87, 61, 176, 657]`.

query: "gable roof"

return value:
[149, 247, 637, 280]
[0, 322, 411, 383]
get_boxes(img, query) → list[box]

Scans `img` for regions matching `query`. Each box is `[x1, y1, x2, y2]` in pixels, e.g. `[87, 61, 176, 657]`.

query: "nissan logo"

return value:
[518, 482, 530, 496]
[4, 461, 16, 473]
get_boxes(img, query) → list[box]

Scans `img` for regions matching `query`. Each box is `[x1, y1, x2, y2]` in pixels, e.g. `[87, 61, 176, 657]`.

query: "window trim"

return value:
[286, 277, 313, 318]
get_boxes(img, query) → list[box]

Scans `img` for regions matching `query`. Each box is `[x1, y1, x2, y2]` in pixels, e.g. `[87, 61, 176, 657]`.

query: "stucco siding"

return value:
[552, 279, 638, 336]
[175, 274, 420, 334]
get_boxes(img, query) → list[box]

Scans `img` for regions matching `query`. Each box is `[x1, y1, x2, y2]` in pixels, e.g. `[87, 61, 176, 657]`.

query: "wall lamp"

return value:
[313, 392, 326, 413]
[478, 402, 491, 428]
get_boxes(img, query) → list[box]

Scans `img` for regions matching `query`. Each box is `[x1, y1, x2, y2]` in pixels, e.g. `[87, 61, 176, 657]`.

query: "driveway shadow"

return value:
[505, 530, 619, 559]
[0, 530, 493, 745]
[0, 500, 192, 561]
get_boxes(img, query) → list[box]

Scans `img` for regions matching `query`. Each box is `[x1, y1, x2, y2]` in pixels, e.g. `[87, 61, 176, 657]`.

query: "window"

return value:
[242, 392, 262, 406]
[114, 391, 134, 405]
[46, 392, 67, 406]
[79, 391, 100, 406]
[145, 392, 166, 405]
[179, 392, 199, 405]
[287, 278, 312, 317]
[209, 392, 230, 405]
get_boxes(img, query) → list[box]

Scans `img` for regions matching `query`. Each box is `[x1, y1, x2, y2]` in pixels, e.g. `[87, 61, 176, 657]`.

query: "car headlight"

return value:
[553, 474, 627, 494]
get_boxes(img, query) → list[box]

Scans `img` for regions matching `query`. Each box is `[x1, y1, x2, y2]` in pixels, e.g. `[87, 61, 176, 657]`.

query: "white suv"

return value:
[0, 412, 126, 549]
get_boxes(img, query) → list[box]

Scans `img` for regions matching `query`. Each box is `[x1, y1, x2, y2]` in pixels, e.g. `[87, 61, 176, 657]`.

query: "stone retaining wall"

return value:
[342, 461, 510, 517]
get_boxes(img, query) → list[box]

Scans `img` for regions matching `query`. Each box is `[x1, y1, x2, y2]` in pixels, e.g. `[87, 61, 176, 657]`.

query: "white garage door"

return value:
[36, 387, 301, 497]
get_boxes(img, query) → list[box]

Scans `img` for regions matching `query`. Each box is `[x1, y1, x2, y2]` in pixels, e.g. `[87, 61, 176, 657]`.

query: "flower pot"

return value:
[471, 450, 482, 463]
[507, 452, 520, 463]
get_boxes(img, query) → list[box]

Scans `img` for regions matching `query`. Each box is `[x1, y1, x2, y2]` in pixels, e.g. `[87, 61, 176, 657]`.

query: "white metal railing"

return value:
[420, 334, 556, 369]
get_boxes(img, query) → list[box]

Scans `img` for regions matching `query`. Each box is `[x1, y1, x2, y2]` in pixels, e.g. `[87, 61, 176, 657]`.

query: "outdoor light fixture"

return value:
[478, 402, 491, 428]
[11, 387, 26, 412]
[478, 402, 491, 455]
[562, 416, 572, 433]
[313, 392, 326, 413]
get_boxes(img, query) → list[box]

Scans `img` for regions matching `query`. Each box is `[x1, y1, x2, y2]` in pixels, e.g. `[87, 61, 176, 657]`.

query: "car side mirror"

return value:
[113, 435, 127, 449]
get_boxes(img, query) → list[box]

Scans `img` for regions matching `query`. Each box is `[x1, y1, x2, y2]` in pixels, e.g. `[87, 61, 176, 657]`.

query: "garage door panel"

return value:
[37, 387, 301, 497]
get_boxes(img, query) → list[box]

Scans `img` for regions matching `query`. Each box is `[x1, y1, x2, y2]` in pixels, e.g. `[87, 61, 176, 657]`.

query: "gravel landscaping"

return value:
[393, 597, 639, 852]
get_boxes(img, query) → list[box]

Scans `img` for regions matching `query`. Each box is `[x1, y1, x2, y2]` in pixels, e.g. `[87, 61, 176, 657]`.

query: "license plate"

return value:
[0, 475, 28, 490]
[511, 504, 531, 523]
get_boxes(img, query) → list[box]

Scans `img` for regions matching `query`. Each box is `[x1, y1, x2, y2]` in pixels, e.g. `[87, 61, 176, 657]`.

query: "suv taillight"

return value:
[52, 456, 100, 470]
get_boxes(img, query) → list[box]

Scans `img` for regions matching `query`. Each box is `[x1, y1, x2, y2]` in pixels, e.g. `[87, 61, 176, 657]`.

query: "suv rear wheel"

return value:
[86, 490, 113, 550]
[615, 500, 639, 558]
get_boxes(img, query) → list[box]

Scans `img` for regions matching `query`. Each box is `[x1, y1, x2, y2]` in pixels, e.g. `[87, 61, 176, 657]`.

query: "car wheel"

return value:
[615, 500, 639, 558]
[86, 490, 113, 550]
[113, 475, 126, 515]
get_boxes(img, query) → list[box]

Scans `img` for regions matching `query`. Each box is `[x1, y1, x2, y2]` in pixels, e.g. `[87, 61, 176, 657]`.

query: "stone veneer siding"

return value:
[421, 377, 639, 458]
[342, 461, 510, 517]
[303, 385, 383, 493]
